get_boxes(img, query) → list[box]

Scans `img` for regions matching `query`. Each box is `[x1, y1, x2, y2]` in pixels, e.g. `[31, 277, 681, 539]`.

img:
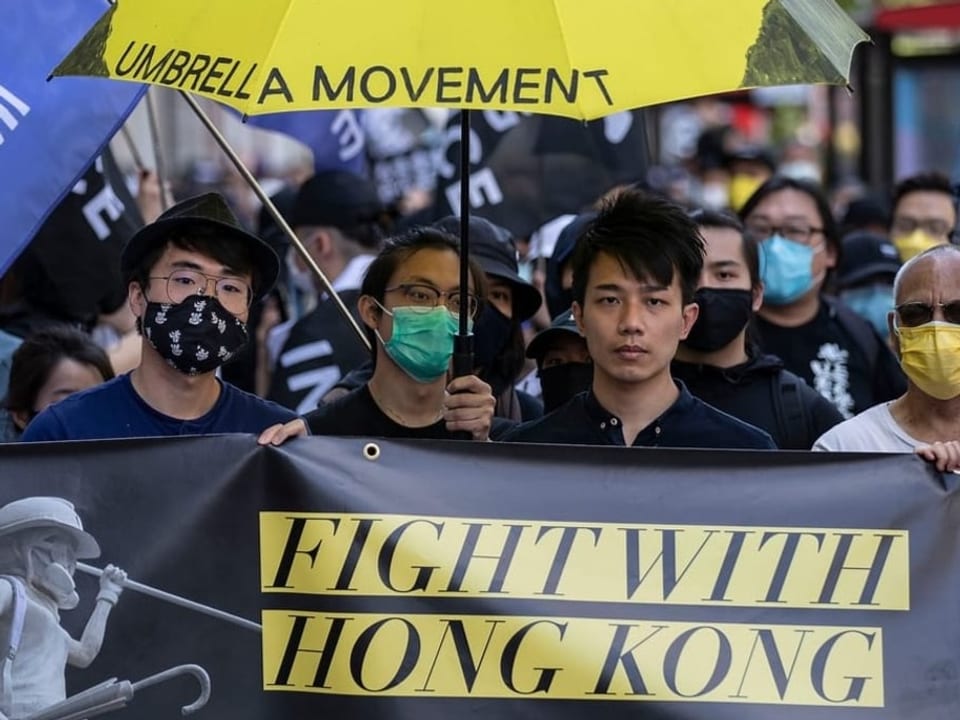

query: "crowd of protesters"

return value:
[3, 132, 960, 471]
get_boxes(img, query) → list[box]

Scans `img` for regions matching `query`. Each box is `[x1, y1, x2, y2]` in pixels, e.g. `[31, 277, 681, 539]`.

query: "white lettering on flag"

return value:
[331, 110, 365, 163]
[0, 84, 30, 146]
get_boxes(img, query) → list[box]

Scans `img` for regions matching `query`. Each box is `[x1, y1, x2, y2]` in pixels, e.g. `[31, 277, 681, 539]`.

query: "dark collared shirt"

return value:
[499, 382, 775, 449]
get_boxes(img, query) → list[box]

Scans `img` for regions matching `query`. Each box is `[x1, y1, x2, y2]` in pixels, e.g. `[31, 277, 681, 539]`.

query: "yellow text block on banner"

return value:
[261, 611, 884, 707]
[259, 513, 909, 610]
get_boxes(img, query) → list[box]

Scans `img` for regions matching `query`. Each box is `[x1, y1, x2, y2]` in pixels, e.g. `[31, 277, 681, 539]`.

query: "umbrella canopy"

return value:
[53, 0, 869, 120]
[51, 0, 869, 370]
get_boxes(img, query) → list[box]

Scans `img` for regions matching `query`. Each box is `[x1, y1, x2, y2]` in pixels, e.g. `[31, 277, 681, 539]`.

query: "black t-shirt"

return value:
[754, 297, 906, 419]
[499, 383, 775, 449]
[267, 289, 370, 414]
[305, 384, 515, 440]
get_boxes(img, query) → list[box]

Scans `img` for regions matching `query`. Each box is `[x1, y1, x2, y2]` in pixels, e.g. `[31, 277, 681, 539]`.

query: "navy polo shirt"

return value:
[499, 382, 775, 449]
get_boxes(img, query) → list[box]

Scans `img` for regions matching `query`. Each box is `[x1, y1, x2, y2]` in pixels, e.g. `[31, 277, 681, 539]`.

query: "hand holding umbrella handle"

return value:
[452, 333, 474, 379]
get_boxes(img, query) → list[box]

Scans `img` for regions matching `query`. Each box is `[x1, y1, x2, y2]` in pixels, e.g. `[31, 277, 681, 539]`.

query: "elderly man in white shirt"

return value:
[814, 244, 960, 472]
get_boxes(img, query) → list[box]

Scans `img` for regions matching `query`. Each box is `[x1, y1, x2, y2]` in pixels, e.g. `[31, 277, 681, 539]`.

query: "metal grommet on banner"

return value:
[362, 443, 381, 462]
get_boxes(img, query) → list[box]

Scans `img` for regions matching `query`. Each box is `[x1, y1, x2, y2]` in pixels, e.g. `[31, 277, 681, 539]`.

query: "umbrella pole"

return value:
[176, 91, 371, 351]
[452, 109, 474, 378]
[77, 562, 262, 633]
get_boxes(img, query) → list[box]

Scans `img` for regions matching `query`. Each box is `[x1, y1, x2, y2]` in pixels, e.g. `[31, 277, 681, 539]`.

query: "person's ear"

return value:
[572, 301, 585, 334]
[310, 229, 334, 260]
[752, 282, 764, 312]
[11, 410, 31, 432]
[358, 295, 382, 331]
[128, 281, 146, 321]
[824, 240, 838, 269]
[888, 311, 900, 358]
[679, 301, 700, 340]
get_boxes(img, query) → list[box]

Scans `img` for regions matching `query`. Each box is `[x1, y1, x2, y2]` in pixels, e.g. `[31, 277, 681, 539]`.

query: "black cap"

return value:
[552, 212, 597, 265]
[526, 308, 583, 361]
[120, 192, 280, 301]
[836, 231, 902, 289]
[292, 171, 383, 241]
[723, 145, 776, 173]
[841, 195, 889, 232]
[433, 215, 543, 322]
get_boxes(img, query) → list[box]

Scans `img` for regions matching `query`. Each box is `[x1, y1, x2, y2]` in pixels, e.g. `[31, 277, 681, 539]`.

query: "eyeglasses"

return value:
[744, 221, 824, 245]
[384, 283, 479, 318]
[891, 217, 954, 240]
[895, 301, 960, 327]
[149, 270, 252, 316]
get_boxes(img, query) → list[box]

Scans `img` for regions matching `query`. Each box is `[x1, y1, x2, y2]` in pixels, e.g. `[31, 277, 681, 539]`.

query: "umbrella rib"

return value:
[550, 0, 579, 117]
[258, 1, 299, 108]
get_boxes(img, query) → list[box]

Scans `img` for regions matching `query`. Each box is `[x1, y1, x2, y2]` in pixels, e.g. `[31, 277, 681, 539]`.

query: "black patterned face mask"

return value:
[142, 295, 249, 376]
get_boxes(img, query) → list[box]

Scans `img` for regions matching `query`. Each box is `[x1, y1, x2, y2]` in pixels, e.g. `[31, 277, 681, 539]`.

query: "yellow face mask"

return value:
[729, 174, 764, 212]
[892, 230, 945, 262]
[895, 321, 960, 400]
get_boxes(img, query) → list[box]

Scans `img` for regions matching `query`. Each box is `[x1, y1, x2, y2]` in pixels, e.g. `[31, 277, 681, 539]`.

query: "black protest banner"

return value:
[0, 436, 957, 719]
[432, 110, 648, 238]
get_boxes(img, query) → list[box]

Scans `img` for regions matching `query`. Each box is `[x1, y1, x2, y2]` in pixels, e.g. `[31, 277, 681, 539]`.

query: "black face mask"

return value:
[142, 295, 249, 376]
[473, 304, 514, 373]
[539, 362, 593, 414]
[683, 288, 753, 353]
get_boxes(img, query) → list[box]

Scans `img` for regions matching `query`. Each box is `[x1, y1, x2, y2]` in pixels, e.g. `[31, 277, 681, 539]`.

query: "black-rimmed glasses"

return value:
[744, 221, 824, 245]
[384, 283, 479, 319]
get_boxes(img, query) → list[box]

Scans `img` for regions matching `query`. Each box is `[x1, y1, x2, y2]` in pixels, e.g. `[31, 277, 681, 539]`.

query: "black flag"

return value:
[2, 148, 143, 330]
[432, 110, 649, 238]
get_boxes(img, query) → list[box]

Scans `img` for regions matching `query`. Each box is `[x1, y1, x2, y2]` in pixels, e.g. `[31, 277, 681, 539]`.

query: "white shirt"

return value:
[267, 254, 374, 367]
[813, 402, 919, 453]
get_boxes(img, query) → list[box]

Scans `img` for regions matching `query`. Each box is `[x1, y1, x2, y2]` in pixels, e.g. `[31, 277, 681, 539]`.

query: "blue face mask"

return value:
[376, 305, 458, 383]
[760, 234, 820, 306]
[840, 285, 894, 338]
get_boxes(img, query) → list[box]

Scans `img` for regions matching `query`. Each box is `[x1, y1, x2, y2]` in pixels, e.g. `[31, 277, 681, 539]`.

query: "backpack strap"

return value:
[772, 373, 810, 450]
[0, 575, 25, 713]
[823, 295, 880, 378]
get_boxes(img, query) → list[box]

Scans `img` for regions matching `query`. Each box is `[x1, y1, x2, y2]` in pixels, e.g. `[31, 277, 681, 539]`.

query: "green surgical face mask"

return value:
[376, 304, 458, 383]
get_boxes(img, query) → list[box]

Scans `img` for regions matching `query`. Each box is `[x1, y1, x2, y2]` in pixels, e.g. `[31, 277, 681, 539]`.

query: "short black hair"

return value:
[360, 227, 487, 350]
[4, 325, 114, 415]
[689, 208, 761, 288]
[738, 175, 840, 258]
[571, 190, 705, 305]
[131, 228, 259, 295]
[891, 171, 956, 221]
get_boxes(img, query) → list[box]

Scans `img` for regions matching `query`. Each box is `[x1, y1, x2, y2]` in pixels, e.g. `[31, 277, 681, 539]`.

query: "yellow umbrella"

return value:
[52, 0, 869, 370]
[54, 0, 868, 120]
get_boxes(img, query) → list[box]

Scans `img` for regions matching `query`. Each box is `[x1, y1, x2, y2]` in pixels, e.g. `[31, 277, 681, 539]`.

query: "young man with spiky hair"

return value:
[501, 190, 774, 449]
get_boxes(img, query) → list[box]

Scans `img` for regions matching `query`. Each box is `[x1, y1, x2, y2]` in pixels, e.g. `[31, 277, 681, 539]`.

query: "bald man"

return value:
[814, 244, 960, 471]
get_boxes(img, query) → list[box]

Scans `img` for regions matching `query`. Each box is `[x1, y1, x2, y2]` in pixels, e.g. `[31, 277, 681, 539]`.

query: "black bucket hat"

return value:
[120, 192, 280, 301]
[433, 215, 542, 322]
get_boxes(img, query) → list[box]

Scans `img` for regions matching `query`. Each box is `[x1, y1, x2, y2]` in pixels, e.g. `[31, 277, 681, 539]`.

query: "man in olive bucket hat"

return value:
[0, 497, 126, 719]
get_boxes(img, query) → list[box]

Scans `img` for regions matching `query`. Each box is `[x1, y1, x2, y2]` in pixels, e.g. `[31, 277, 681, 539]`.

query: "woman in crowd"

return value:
[1, 325, 114, 441]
